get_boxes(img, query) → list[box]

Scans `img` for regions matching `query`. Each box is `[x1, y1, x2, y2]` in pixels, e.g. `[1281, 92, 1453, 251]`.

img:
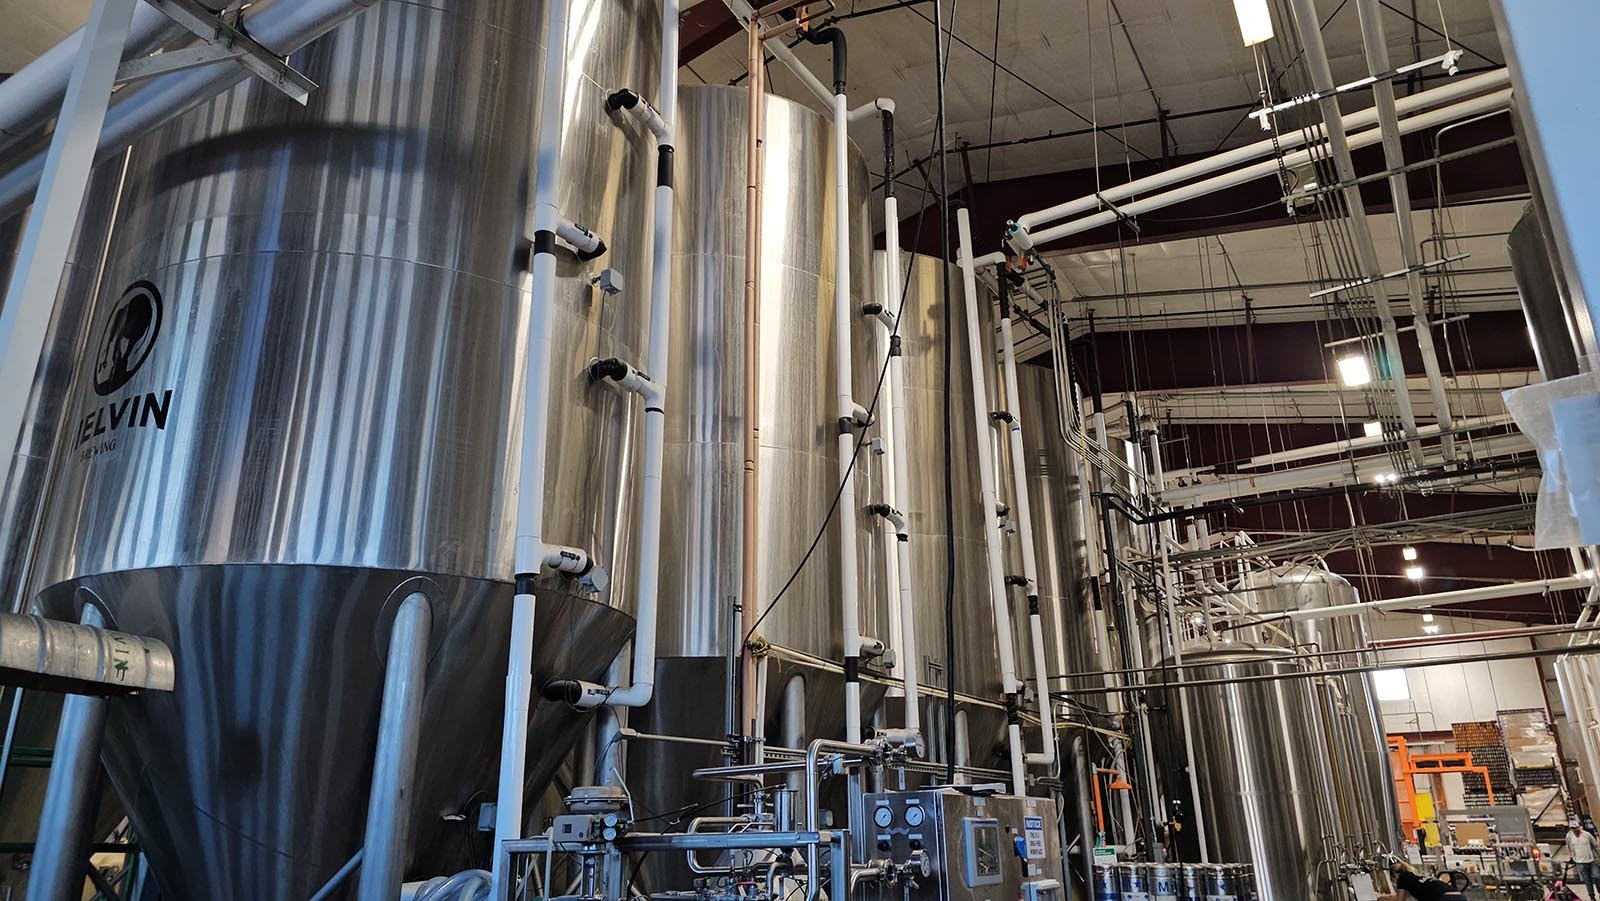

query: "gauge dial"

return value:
[874, 806, 895, 828]
[905, 805, 926, 827]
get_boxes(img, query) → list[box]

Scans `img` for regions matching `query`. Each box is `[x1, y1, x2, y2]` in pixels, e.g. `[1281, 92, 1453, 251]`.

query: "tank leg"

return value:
[357, 591, 433, 901]
[26, 606, 109, 901]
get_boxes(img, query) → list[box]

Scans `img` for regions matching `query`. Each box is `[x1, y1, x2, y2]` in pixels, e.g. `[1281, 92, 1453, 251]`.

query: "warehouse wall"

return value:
[1368, 612, 1549, 735]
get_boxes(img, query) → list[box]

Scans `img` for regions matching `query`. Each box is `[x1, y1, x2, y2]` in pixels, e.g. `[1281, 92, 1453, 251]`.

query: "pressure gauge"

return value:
[874, 806, 895, 828]
[905, 805, 926, 827]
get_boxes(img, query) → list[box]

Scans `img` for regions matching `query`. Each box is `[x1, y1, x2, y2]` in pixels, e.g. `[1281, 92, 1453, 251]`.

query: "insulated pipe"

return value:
[1014, 88, 1512, 254]
[357, 591, 432, 901]
[1355, 0, 1458, 458]
[492, 0, 571, 893]
[1009, 68, 1508, 233]
[822, 56, 866, 744]
[783, 675, 806, 793]
[738, 7, 767, 748]
[0, 3, 180, 142]
[956, 207, 1027, 794]
[876, 104, 920, 740]
[994, 278, 1055, 768]
[27, 605, 109, 901]
[1274, 575, 1593, 622]
[0, 0, 391, 216]
[1286, 0, 1421, 453]
[1070, 735, 1097, 884]
[592, 0, 679, 709]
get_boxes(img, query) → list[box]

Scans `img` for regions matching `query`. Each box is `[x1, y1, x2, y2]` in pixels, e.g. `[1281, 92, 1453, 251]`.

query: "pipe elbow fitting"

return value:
[606, 88, 641, 112]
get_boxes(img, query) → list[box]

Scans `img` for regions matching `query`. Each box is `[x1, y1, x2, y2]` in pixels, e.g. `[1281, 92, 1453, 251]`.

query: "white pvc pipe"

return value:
[881, 204, 921, 738]
[995, 308, 1055, 768]
[956, 208, 1027, 794]
[0, 0, 394, 214]
[1024, 88, 1513, 249]
[0, 2, 179, 141]
[1011, 68, 1509, 233]
[830, 89, 865, 745]
[597, 0, 679, 710]
[492, 0, 568, 893]
[1280, 576, 1594, 622]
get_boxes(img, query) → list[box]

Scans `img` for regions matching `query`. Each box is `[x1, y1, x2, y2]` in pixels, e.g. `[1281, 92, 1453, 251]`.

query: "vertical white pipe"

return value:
[883, 210, 920, 737]
[956, 208, 1027, 794]
[603, 0, 678, 710]
[493, 0, 567, 892]
[357, 592, 433, 901]
[831, 89, 864, 744]
[996, 312, 1056, 768]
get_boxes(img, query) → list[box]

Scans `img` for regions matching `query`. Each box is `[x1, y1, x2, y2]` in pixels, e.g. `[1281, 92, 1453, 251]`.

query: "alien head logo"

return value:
[93, 281, 163, 397]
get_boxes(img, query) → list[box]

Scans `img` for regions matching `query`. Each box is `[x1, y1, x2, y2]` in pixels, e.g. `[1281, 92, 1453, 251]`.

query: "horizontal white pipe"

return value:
[1163, 421, 1532, 506]
[1181, 414, 1513, 476]
[0, 0, 389, 215]
[849, 97, 894, 122]
[0, 2, 185, 140]
[1025, 88, 1513, 250]
[1283, 576, 1594, 621]
[1012, 68, 1509, 233]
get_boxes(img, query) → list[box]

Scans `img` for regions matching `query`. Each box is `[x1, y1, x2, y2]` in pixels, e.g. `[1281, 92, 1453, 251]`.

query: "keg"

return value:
[1093, 864, 1121, 901]
[1180, 864, 1204, 901]
[1149, 863, 1179, 901]
[1238, 864, 1258, 901]
[1203, 864, 1240, 901]
[1117, 863, 1152, 901]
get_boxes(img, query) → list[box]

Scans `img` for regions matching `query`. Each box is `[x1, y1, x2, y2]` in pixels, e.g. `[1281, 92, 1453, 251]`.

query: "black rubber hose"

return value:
[804, 26, 847, 94]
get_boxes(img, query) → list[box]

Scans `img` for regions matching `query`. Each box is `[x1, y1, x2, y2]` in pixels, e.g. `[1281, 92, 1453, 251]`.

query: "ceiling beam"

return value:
[680, 2, 743, 68]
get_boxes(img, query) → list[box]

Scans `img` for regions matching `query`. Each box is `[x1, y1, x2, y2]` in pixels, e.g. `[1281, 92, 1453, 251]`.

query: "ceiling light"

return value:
[1403, 546, 1418, 561]
[1363, 420, 1383, 439]
[1375, 471, 1400, 486]
[1422, 612, 1435, 622]
[1406, 565, 1425, 581]
[1423, 624, 1441, 635]
[1580, 569, 1596, 580]
[1373, 669, 1410, 701]
[1337, 354, 1373, 387]
[1233, 0, 1275, 46]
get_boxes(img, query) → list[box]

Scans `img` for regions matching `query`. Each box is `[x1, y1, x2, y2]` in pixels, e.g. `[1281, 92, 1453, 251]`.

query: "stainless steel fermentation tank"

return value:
[20, 0, 663, 897]
[1162, 644, 1339, 900]
[1246, 564, 1401, 857]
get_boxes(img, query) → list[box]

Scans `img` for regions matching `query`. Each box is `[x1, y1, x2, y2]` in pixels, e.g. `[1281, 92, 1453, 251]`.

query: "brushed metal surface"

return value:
[25, 0, 661, 896]
[660, 85, 882, 664]
[1012, 363, 1096, 695]
[1165, 644, 1335, 900]
[1247, 564, 1400, 854]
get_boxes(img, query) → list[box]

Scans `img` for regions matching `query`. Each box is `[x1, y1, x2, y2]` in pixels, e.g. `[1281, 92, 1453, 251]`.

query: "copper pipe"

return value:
[738, 8, 767, 755]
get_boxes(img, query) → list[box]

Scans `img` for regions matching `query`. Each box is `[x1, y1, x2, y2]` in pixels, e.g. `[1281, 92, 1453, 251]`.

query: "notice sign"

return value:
[1023, 815, 1046, 859]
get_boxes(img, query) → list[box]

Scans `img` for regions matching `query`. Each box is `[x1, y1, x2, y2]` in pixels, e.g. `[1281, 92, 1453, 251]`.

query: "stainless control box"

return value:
[859, 790, 1065, 901]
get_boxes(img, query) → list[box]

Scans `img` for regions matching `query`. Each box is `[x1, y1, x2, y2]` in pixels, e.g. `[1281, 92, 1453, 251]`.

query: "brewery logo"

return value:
[93, 280, 162, 396]
[76, 280, 175, 462]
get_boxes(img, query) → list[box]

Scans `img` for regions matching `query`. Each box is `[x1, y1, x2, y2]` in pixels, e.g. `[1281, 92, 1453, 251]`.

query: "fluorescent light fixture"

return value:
[1403, 546, 1418, 561]
[1373, 669, 1410, 701]
[1422, 612, 1435, 622]
[1375, 471, 1400, 486]
[1580, 569, 1596, 580]
[1363, 420, 1383, 439]
[1423, 624, 1441, 635]
[1405, 565, 1425, 581]
[1233, 0, 1275, 46]
[1337, 354, 1373, 387]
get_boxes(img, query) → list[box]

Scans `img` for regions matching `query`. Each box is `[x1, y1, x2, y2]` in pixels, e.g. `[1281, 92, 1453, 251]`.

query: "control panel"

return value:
[859, 790, 1064, 901]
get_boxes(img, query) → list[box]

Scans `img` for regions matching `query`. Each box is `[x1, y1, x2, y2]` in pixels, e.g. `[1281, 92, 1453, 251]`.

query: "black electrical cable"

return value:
[739, 136, 933, 647]
[933, 0, 957, 787]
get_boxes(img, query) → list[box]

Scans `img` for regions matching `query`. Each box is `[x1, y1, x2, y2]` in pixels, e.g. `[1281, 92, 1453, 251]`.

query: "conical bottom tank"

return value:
[20, 0, 664, 896]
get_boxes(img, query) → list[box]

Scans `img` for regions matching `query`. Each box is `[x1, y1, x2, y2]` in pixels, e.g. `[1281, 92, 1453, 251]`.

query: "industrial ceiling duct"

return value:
[22, 0, 663, 895]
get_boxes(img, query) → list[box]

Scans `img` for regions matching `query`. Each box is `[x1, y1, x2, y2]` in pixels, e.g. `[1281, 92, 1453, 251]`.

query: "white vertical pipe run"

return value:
[996, 312, 1056, 767]
[956, 208, 1027, 794]
[831, 89, 864, 744]
[0, 0, 137, 508]
[602, 0, 679, 709]
[493, 0, 568, 893]
[882, 205, 921, 737]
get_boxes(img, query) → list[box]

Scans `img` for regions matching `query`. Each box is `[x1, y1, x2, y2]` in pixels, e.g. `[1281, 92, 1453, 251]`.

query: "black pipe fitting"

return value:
[588, 357, 630, 384]
[606, 88, 641, 112]
[542, 679, 584, 704]
[804, 26, 848, 94]
[881, 109, 896, 200]
[577, 238, 608, 262]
